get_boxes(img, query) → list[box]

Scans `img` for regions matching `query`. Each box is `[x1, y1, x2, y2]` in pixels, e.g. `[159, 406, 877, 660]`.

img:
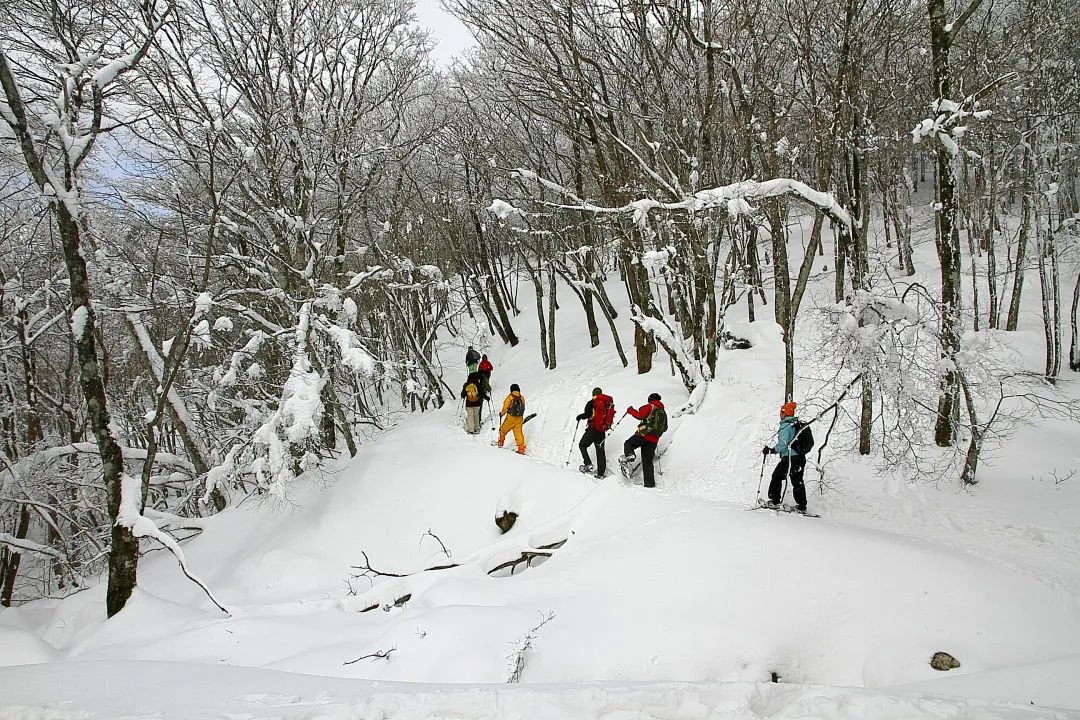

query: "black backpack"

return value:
[508, 394, 525, 417]
[790, 420, 815, 455]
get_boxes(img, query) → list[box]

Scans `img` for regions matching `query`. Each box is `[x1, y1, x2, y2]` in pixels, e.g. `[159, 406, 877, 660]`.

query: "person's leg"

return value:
[498, 415, 511, 446]
[623, 434, 643, 459]
[595, 433, 607, 475]
[768, 456, 790, 504]
[641, 441, 657, 488]
[512, 418, 525, 452]
[579, 428, 594, 466]
[466, 406, 480, 433]
[790, 454, 807, 510]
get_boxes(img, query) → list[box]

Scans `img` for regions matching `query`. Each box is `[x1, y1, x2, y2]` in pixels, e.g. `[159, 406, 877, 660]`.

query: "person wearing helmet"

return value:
[619, 392, 666, 488]
[762, 401, 809, 513]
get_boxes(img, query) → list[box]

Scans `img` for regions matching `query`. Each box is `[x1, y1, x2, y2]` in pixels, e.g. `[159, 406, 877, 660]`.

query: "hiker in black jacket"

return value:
[465, 346, 481, 373]
[460, 370, 488, 434]
[575, 387, 615, 478]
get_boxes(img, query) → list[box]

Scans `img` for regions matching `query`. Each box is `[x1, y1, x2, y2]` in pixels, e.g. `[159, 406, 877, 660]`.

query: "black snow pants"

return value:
[623, 434, 658, 488]
[768, 453, 807, 509]
[579, 426, 607, 475]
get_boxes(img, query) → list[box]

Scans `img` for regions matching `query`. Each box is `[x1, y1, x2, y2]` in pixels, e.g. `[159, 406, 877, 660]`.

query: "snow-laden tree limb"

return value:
[117, 474, 228, 615]
[911, 73, 1018, 157]
[341, 503, 582, 613]
[510, 168, 852, 236]
[0, 532, 66, 560]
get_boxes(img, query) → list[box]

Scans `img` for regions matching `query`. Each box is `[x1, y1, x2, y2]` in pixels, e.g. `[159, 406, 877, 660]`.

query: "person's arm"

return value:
[627, 404, 646, 419]
[500, 395, 512, 416]
[576, 400, 594, 422]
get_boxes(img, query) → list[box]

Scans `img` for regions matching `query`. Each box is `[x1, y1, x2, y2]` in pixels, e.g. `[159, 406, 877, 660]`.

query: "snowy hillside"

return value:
[3, 235, 1080, 719]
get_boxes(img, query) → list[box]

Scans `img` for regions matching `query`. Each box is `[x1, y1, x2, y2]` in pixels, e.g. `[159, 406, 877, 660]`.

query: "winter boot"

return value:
[516, 444, 526, 455]
[497, 435, 505, 447]
[579, 463, 594, 474]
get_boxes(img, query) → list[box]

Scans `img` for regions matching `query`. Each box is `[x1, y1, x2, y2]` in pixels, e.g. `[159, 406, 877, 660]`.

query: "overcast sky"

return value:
[413, 0, 475, 65]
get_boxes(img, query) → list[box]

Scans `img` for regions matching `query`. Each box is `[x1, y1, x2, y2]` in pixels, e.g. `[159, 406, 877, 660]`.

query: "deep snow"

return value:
[2, 214, 1080, 719]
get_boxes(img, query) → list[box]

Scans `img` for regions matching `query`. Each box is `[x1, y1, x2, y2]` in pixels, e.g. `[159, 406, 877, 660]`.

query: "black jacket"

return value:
[576, 399, 595, 422]
[460, 371, 489, 407]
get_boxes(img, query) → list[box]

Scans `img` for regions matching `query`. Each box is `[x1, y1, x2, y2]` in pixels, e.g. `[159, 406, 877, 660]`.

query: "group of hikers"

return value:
[459, 347, 812, 512]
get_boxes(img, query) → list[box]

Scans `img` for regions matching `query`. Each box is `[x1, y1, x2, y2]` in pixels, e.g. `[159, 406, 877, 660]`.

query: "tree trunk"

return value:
[547, 263, 557, 369]
[1069, 270, 1080, 371]
[0, 503, 30, 606]
[1006, 143, 1032, 331]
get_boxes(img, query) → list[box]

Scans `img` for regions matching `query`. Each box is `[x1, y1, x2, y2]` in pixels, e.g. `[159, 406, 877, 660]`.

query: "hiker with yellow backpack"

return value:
[460, 370, 490, 434]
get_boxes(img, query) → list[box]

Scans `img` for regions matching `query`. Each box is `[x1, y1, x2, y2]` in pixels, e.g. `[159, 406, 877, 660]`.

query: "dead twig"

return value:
[420, 529, 451, 557]
[343, 647, 396, 665]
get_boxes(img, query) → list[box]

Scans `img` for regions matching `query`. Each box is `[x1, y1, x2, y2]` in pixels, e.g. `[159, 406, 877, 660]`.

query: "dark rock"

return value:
[930, 651, 960, 671]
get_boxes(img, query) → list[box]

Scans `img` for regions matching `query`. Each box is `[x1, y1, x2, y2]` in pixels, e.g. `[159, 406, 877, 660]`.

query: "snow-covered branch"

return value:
[511, 169, 852, 236]
[117, 474, 229, 615]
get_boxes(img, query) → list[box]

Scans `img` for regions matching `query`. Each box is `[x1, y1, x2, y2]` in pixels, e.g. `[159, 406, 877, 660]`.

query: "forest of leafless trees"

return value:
[1, 0, 1077, 612]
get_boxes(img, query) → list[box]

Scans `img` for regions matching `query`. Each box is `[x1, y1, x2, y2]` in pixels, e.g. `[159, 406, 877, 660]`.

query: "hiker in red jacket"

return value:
[478, 354, 493, 380]
[619, 393, 667, 488]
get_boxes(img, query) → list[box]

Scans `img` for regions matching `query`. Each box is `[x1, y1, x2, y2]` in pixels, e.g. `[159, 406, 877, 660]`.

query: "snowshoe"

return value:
[750, 498, 819, 518]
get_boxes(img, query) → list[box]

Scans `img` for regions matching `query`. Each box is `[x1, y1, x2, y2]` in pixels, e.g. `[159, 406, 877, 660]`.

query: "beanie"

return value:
[510, 383, 520, 392]
[781, 401, 797, 417]
[592, 387, 602, 396]
[648, 392, 661, 402]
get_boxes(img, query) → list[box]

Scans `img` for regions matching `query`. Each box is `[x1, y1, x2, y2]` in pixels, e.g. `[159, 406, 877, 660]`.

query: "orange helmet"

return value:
[780, 401, 797, 417]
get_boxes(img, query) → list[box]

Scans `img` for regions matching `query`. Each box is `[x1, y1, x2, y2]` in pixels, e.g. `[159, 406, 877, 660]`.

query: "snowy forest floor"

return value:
[2, 221, 1080, 720]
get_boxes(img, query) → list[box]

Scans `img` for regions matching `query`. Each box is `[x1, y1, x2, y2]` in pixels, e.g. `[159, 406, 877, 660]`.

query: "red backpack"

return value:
[591, 394, 615, 431]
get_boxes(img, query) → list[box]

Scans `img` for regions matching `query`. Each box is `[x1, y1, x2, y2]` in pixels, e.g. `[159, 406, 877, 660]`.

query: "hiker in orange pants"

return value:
[498, 383, 527, 454]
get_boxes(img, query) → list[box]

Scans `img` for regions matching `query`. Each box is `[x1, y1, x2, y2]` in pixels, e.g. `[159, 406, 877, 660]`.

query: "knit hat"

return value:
[781, 401, 797, 417]
[592, 387, 602, 396]
[510, 383, 520, 392]
[648, 392, 661, 402]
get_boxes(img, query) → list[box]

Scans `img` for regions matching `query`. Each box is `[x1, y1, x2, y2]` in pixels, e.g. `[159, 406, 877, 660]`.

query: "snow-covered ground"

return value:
[2, 223, 1080, 719]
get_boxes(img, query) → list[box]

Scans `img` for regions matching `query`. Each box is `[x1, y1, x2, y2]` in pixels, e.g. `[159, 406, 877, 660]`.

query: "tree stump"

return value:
[495, 510, 518, 534]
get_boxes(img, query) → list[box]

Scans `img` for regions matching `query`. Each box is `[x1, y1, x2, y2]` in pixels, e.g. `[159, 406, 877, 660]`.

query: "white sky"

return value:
[413, 0, 475, 65]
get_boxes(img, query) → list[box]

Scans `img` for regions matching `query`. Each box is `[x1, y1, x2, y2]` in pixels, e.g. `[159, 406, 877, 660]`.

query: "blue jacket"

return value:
[774, 416, 799, 456]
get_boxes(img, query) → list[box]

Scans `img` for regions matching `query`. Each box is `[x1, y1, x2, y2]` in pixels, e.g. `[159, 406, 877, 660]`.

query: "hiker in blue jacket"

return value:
[762, 401, 808, 513]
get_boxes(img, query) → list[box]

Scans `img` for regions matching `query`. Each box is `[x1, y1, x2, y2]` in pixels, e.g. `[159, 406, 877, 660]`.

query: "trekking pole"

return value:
[755, 450, 767, 502]
[610, 411, 629, 432]
[487, 398, 497, 431]
[565, 419, 581, 465]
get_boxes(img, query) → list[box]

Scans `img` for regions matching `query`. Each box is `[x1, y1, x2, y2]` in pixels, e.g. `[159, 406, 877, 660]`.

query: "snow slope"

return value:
[3, 221, 1080, 719]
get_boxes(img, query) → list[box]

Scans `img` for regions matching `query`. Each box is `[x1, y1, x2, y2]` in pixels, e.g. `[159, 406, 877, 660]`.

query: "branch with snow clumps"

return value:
[342, 518, 575, 613]
[510, 168, 852, 236]
[117, 474, 229, 615]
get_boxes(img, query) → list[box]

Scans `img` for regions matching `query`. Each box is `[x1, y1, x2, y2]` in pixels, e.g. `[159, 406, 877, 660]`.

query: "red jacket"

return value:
[628, 399, 665, 443]
[478, 357, 493, 374]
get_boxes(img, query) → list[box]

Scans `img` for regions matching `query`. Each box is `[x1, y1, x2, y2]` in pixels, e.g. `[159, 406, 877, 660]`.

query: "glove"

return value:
[576, 413, 587, 421]
[627, 406, 634, 413]
[762, 445, 773, 456]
